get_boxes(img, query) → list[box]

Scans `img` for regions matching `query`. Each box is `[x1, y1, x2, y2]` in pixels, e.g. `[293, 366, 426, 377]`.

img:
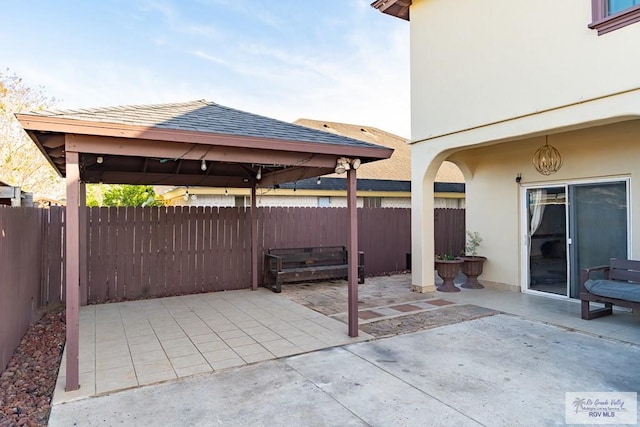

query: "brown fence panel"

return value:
[258, 207, 411, 278]
[358, 208, 412, 274]
[0, 207, 45, 372]
[42, 206, 64, 305]
[434, 208, 466, 257]
[78, 206, 462, 303]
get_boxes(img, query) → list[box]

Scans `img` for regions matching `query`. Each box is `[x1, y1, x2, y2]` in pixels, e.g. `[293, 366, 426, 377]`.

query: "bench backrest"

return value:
[608, 258, 640, 283]
[268, 246, 347, 269]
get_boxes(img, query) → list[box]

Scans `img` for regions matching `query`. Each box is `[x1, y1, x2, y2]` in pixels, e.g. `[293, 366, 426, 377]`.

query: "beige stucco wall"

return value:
[441, 120, 640, 290]
[410, 0, 640, 143]
[408, 0, 640, 292]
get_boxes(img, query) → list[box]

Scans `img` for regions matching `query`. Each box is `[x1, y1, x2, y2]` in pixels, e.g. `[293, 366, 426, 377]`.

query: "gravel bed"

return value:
[0, 307, 65, 427]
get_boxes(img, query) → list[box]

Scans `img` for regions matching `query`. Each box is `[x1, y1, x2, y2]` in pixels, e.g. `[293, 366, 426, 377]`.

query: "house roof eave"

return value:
[371, 0, 411, 21]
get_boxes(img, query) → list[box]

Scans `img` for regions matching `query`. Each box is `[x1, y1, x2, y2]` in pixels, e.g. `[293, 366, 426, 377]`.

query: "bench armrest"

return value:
[580, 265, 610, 292]
[264, 253, 283, 272]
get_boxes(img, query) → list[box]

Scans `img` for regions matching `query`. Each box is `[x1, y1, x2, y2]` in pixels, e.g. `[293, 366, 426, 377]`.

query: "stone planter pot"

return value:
[460, 256, 487, 289]
[435, 258, 463, 292]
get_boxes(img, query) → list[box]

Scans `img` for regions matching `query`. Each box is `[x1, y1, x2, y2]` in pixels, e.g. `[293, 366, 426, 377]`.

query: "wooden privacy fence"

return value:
[434, 208, 466, 256]
[0, 207, 45, 372]
[85, 206, 413, 303]
[35, 206, 464, 304]
[1, 205, 464, 373]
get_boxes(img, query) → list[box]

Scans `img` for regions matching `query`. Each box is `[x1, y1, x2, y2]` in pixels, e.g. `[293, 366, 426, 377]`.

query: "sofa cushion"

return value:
[584, 279, 640, 303]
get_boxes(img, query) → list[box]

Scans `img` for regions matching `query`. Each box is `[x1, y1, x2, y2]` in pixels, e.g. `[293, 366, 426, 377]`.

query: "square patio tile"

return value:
[240, 351, 275, 364]
[96, 354, 133, 371]
[209, 357, 246, 371]
[136, 368, 177, 385]
[195, 340, 230, 353]
[224, 336, 257, 348]
[233, 320, 262, 329]
[163, 343, 199, 358]
[131, 351, 168, 365]
[95, 366, 138, 394]
[169, 353, 208, 369]
[389, 304, 422, 313]
[160, 337, 192, 350]
[154, 329, 187, 340]
[250, 332, 282, 343]
[126, 334, 160, 347]
[240, 325, 272, 336]
[208, 321, 238, 333]
[232, 343, 268, 357]
[134, 359, 174, 374]
[96, 341, 130, 358]
[425, 299, 455, 307]
[216, 329, 247, 340]
[190, 333, 222, 344]
[358, 310, 384, 320]
[174, 363, 213, 378]
[129, 341, 163, 355]
[202, 349, 239, 364]
[272, 328, 305, 339]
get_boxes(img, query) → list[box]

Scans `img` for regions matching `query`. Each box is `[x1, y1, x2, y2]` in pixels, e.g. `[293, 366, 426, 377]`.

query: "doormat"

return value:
[360, 304, 499, 338]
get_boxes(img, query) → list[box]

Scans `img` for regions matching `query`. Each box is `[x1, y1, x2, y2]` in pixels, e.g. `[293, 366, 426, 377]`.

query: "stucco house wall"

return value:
[404, 0, 640, 292]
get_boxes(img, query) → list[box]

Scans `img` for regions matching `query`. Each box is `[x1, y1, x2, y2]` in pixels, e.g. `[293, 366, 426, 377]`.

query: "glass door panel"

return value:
[527, 187, 568, 296]
[568, 182, 628, 298]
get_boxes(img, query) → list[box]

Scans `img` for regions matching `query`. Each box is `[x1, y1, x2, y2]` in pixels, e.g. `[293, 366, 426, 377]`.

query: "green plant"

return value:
[465, 231, 483, 257]
[436, 254, 457, 261]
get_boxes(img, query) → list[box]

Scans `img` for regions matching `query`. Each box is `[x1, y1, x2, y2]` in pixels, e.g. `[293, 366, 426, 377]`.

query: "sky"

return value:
[1, 0, 410, 138]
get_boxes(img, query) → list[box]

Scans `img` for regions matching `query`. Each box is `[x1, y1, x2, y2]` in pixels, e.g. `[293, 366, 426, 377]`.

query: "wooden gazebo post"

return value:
[347, 167, 359, 337]
[64, 149, 80, 391]
[251, 180, 258, 290]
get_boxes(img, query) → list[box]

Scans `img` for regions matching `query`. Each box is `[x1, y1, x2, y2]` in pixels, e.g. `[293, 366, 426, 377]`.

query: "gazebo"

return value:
[17, 99, 392, 391]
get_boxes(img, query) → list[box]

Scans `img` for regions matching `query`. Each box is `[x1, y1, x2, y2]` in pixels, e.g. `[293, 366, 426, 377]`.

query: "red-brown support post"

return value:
[65, 150, 80, 391]
[251, 181, 258, 290]
[79, 182, 88, 306]
[347, 167, 358, 337]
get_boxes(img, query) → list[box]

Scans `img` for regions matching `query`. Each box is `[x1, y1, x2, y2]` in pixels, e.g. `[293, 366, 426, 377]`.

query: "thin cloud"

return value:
[138, 0, 221, 39]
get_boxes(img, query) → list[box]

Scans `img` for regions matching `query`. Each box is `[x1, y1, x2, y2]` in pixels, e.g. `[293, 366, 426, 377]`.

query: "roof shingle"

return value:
[30, 100, 384, 150]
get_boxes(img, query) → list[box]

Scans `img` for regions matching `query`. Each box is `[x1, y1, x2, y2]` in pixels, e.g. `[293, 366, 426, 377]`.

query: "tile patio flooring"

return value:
[52, 273, 640, 405]
[53, 289, 372, 404]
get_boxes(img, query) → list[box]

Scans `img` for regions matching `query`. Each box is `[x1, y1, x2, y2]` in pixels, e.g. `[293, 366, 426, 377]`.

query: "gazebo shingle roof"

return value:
[31, 100, 380, 150]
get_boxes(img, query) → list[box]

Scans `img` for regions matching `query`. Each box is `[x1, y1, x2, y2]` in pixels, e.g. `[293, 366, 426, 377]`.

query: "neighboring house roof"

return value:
[278, 177, 464, 193]
[294, 118, 464, 183]
[295, 118, 410, 180]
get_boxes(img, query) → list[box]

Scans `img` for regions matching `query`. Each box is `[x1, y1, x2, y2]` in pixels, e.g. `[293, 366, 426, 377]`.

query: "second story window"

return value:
[590, 0, 640, 34]
[608, 0, 640, 15]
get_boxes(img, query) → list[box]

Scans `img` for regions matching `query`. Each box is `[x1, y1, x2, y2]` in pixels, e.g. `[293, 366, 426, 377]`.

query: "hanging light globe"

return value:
[532, 137, 563, 176]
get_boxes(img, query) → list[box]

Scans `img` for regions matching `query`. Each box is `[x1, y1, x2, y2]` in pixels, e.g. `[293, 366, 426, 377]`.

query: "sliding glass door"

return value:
[525, 180, 628, 298]
[568, 182, 628, 298]
[527, 187, 568, 296]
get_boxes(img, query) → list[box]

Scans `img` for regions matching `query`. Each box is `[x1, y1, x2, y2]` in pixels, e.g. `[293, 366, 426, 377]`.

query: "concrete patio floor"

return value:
[49, 313, 640, 426]
[50, 273, 640, 425]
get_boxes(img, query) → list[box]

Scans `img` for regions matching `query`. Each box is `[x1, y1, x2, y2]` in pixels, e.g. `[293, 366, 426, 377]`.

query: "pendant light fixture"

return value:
[532, 136, 563, 176]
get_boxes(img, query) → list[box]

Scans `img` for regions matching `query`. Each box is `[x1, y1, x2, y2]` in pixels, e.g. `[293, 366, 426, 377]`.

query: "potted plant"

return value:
[435, 254, 463, 292]
[460, 231, 487, 289]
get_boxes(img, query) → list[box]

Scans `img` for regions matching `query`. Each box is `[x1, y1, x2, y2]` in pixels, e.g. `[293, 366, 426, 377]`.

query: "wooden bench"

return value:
[580, 258, 640, 320]
[263, 246, 364, 293]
